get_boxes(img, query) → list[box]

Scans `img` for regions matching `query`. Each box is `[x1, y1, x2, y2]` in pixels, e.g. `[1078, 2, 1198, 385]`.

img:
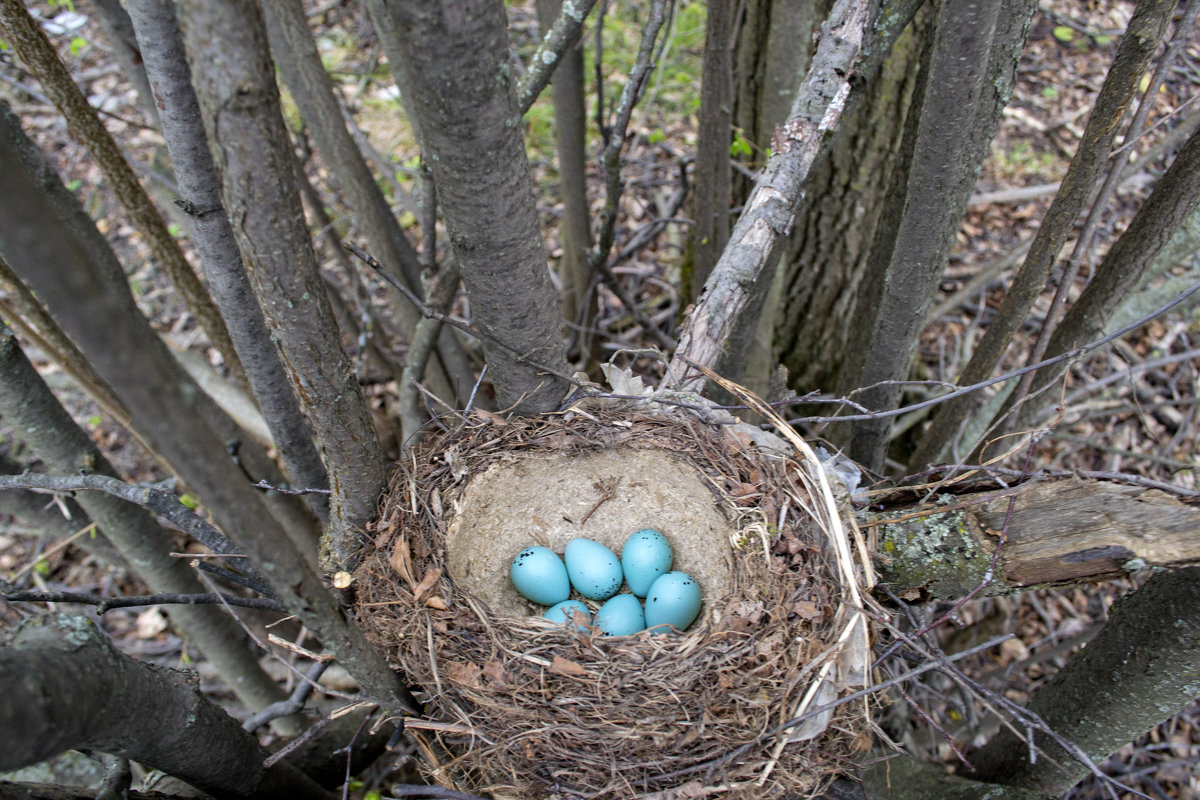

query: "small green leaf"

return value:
[34, 558, 51, 576]
[179, 493, 199, 510]
[1052, 26, 1074, 43]
[67, 179, 81, 192]
[1094, 35, 1112, 47]
[648, 129, 665, 144]
[730, 130, 752, 158]
[365, 791, 382, 800]
[1041, 86, 1059, 100]
[168, 223, 182, 237]
[87, 414, 102, 429]
[68, 36, 87, 56]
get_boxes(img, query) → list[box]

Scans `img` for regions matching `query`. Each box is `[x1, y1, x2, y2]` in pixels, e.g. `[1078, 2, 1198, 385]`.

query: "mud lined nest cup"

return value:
[354, 403, 872, 799]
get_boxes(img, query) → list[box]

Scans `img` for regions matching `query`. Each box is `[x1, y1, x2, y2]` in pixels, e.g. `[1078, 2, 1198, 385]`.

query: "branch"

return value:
[0, 472, 271, 594]
[664, 0, 874, 393]
[516, 0, 599, 114]
[2, 588, 283, 613]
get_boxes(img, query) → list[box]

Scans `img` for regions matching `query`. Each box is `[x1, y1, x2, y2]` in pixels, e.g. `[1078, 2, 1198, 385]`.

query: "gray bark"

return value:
[534, 0, 594, 340]
[0, 102, 319, 554]
[839, 0, 1034, 472]
[908, 0, 1177, 471]
[0, 0, 244, 388]
[125, 0, 330, 526]
[372, 0, 570, 415]
[969, 567, 1200, 795]
[0, 324, 286, 715]
[0, 614, 331, 800]
[87, 0, 160, 127]
[0, 111, 420, 716]
[259, 0, 473, 406]
[665, 0, 874, 394]
[175, 0, 386, 573]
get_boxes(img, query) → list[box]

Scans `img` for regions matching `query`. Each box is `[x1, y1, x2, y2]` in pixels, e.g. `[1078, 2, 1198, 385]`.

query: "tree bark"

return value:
[535, 0, 594, 342]
[0, 112, 420, 717]
[175, 0, 386, 573]
[908, 0, 1177, 470]
[0, 614, 331, 800]
[839, 0, 1034, 472]
[258, 0, 473, 406]
[88, 0, 160, 127]
[871, 478, 1200, 601]
[0, 0, 244, 388]
[968, 567, 1200, 795]
[125, 0, 331, 527]
[688, 0, 735, 299]
[0, 324, 288, 715]
[373, 0, 570, 415]
[996, 123, 1200, 448]
[665, 0, 874, 395]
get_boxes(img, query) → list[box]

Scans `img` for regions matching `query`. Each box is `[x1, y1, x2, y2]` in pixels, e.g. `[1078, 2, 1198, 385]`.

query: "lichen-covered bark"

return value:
[176, 0, 386, 571]
[873, 478, 1200, 600]
[373, 0, 569, 414]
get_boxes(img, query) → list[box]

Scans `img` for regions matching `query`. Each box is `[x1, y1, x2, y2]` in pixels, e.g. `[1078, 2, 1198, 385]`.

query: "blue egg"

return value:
[595, 593, 645, 636]
[621, 528, 673, 597]
[644, 571, 702, 633]
[564, 538, 623, 600]
[510, 546, 570, 606]
[544, 600, 591, 631]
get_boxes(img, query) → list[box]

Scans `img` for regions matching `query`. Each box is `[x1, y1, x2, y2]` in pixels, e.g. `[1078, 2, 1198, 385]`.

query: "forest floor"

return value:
[0, 0, 1198, 798]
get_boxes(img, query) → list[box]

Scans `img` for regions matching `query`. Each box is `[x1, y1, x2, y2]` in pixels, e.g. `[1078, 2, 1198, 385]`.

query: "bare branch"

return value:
[1, 588, 284, 613]
[516, 0, 599, 114]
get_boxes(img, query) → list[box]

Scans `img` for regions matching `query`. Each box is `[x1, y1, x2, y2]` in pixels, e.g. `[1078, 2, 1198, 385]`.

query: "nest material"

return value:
[354, 408, 871, 799]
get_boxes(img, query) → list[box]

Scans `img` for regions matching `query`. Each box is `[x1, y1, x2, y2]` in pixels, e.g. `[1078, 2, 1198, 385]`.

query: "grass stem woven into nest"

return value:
[354, 407, 871, 799]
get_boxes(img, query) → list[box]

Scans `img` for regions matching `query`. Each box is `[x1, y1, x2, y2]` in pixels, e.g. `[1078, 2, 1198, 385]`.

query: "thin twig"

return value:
[0, 588, 283, 613]
[243, 660, 330, 732]
[516, 0, 600, 114]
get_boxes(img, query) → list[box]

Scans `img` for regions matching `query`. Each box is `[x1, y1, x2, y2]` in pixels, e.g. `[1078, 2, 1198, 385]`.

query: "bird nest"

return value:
[353, 395, 873, 799]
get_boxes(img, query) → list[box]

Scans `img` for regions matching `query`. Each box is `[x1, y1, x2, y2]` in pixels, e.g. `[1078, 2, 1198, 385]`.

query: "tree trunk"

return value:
[372, 0, 570, 415]
[0, 614, 331, 800]
[839, 0, 1034, 472]
[0, 111, 419, 717]
[968, 567, 1200, 795]
[125, 0, 331, 526]
[0, 324, 287, 716]
[773, 6, 929, 395]
[176, 0, 387, 573]
[908, 0, 1177, 470]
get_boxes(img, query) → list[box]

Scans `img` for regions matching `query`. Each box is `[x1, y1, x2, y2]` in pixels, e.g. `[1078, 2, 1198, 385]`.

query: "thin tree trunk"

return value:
[908, 0, 1176, 471]
[535, 0, 594, 343]
[125, 0, 330, 526]
[259, 0, 471, 405]
[372, 0, 570, 415]
[992, 124, 1200, 450]
[840, 0, 1034, 472]
[176, 0, 386, 573]
[88, 0, 160, 127]
[968, 567, 1200, 795]
[0, 0, 244, 388]
[0, 324, 287, 717]
[0, 112, 420, 717]
[688, 0, 735, 299]
[0, 614, 331, 800]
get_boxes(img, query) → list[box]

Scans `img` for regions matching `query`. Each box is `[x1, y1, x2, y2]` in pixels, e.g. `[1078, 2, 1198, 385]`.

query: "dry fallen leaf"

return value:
[549, 655, 588, 678]
[413, 566, 442, 601]
[389, 539, 415, 587]
[446, 661, 482, 689]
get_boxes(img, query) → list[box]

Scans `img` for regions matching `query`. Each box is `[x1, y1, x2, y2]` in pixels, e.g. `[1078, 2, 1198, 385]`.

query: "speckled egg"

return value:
[564, 538, 623, 600]
[620, 528, 673, 597]
[644, 571, 702, 633]
[544, 599, 591, 631]
[510, 546, 570, 606]
[594, 593, 645, 636]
